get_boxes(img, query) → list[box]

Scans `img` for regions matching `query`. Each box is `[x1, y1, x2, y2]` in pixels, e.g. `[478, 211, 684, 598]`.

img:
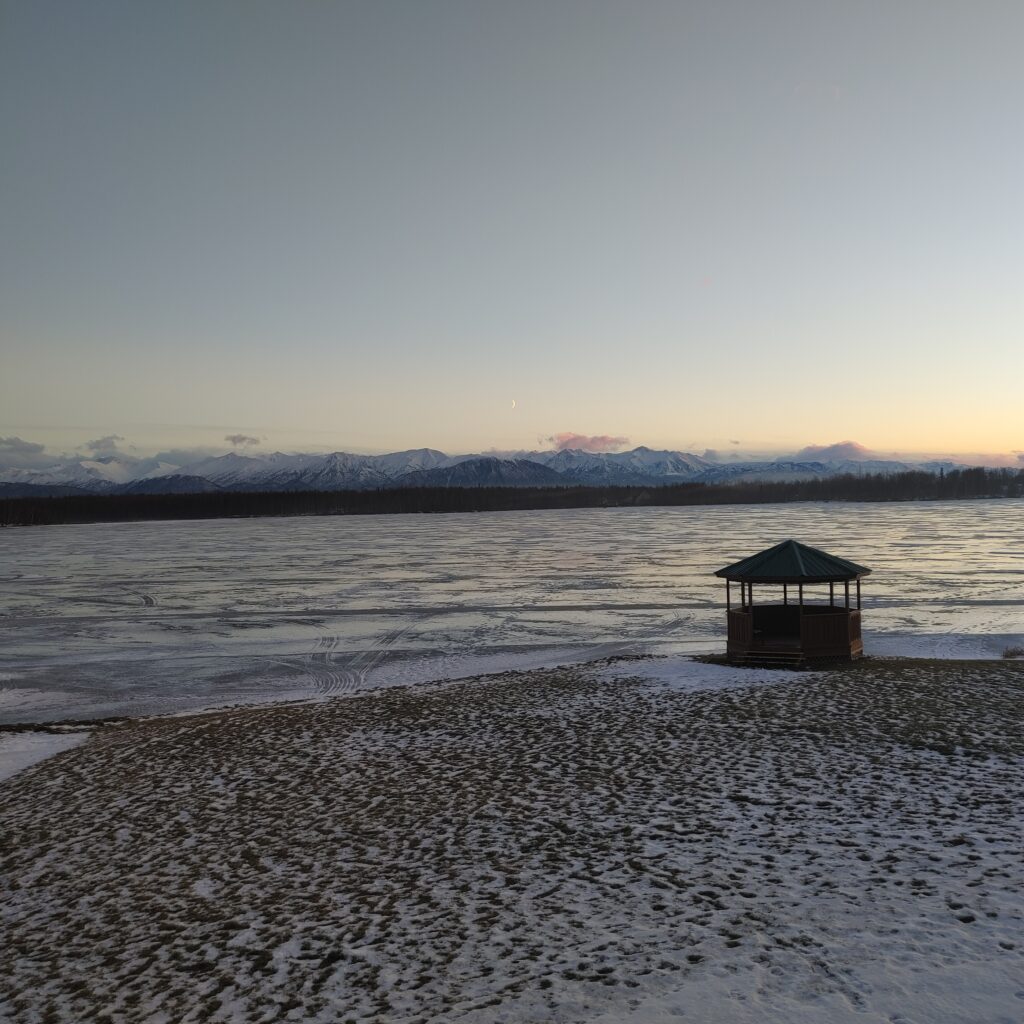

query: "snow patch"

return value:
[594, 655, 805, 692]
[0, 731, 87, 783]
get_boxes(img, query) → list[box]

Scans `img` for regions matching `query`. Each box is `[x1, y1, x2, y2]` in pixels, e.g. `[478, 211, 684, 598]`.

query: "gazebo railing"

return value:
[727, 608, 753, 647]
[801, 609, 854, 653]
[727, 605, 862, 657]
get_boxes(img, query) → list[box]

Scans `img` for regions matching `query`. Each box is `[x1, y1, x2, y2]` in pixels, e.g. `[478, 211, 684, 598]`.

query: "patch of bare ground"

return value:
[1, 658, 1023, 1023]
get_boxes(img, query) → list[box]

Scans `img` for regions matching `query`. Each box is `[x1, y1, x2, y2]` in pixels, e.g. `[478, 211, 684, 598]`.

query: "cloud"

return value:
[225, 434, 262, 447]
[83, 434, 126, 455]
[792, 442, 1024, 468]
[0, 435, 45, 458]
[703, 447, 746, 463]
[729, 439, 740, 445]
[793, 440, 873, 462]
[150, 447, 224, 469]
[0, 435, 58, 469]
[546, 432, 630, 453]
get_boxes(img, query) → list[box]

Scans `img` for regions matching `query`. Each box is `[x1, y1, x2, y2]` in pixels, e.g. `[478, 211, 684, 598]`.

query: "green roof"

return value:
[714, 539, 871, 582]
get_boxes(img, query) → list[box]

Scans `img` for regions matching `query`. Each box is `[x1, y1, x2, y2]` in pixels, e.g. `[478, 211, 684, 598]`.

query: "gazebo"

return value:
[714, 539, 871, 665]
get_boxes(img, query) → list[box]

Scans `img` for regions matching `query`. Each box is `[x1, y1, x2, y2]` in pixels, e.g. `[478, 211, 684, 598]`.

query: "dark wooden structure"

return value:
[715, 539, 871, 665]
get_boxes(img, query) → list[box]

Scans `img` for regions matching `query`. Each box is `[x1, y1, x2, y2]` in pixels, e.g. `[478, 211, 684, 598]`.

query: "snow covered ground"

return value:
[2, 655, 1022, 1023]
[0, 729, 87, 783]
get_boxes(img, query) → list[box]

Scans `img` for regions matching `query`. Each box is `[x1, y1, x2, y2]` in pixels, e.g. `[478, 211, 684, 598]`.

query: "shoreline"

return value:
[2, 626, 1022, 729]
[2, 649, 1021, 731]
[2, 651, 1021, 783]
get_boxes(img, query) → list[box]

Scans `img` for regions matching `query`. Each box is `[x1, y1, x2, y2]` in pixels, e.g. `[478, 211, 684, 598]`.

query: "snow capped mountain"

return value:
[374, 448, 452, 475]
[169, 452, 299, 487]
[122, 475, 223, 495]
[76, 457, 147, 485]
[167, 448, 459, 492]
[395, 458, 564, 488]
[605, 446, 711, 478]
[824, 459, 913, 476]
[0, 445, 975, 495]
[0, 466, 93, 488]
[0, 455, 172, 489]
[532, 448, 607, 472]
[700, 457, 938, 483]
[248, 453, 384, 492]
[525, 446, 710, 485]
[700, 461, 837, 484]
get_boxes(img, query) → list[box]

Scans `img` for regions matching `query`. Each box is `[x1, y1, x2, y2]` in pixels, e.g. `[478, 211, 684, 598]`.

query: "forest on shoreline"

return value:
[2, 467, 1022, 527]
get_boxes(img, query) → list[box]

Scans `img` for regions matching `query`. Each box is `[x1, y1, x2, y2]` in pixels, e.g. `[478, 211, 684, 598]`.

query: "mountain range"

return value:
[0, 446, 964, 498]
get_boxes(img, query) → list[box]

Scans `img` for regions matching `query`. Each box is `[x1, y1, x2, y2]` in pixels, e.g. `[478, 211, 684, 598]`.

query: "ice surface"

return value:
[1, 499, 1021, 722]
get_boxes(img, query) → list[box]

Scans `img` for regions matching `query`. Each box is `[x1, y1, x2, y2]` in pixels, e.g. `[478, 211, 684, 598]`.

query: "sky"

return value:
[1, 0, 1021, 463]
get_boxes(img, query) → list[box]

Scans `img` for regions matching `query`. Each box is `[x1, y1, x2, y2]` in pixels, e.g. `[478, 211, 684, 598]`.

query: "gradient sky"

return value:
[1, 0, 1021, 460]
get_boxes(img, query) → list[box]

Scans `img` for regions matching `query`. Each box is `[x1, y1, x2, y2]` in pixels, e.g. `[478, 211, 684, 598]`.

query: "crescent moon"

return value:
[511, 399, 516, 409]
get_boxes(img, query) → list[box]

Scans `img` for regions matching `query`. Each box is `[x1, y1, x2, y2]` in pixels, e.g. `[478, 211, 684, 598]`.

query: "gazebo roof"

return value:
[714, 539, 871, 583]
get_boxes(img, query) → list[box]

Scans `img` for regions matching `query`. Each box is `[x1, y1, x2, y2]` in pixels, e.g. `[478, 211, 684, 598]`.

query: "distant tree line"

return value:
[2, 467, 1022, 528]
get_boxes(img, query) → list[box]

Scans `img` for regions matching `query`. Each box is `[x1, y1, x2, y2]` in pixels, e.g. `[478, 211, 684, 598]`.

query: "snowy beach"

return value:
[2, 654, 1022, 1023]
[5, 0, 1021, 1018]
[3, 502, 1023, 1021]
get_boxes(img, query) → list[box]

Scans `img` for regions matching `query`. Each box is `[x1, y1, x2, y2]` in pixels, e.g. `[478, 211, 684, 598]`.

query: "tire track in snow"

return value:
[306, 620, 425, 695]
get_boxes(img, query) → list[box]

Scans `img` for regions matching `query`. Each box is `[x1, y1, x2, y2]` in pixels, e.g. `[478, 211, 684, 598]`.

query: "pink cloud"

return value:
[794, 440, 873, 461]
[547, 432, 630, 453]
[794, 441, 1024, 467]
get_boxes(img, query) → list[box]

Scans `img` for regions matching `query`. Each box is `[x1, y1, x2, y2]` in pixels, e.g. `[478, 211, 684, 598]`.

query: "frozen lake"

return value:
[1, 500, 1022, 722]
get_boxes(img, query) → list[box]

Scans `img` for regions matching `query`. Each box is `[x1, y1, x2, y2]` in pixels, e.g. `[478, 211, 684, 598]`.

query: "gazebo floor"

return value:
[731, 651, 807, 668]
